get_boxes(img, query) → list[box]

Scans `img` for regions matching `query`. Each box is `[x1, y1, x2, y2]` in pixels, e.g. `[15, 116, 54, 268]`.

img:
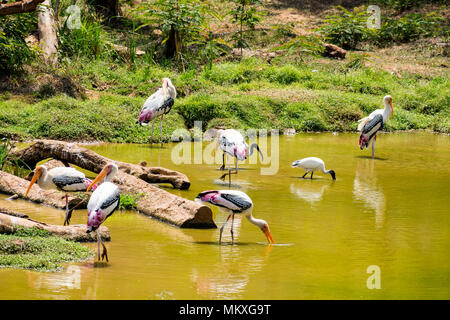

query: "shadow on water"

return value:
[213, 180, 243, 189]
[194, 241, 294, 247]
[355, 155, 389, 161]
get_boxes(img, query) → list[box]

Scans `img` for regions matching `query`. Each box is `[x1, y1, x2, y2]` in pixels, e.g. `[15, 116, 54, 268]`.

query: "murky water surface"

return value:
[0, 132, 448, 299]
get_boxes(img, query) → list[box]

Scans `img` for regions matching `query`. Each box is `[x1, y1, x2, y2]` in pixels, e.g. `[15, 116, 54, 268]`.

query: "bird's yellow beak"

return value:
[87, 167, 108, 192]
[25, 167, 42, 197]
[390, 100, 394, 119]
[262, 224, 275, 244]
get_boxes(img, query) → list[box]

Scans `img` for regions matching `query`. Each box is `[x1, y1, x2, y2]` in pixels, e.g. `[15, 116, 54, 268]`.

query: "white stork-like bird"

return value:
[25, 165, 97, 226]
[137, 77, 177, 146]
[216, 129, 264, 186]
[86, 163, 120, 262]
[195, 190, 274, 245]
[291, 157, 336, 180]
[357, 95, 394, 158]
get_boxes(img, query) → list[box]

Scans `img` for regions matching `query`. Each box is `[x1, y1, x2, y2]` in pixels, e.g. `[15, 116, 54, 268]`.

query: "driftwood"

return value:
[0, 212, 110, 242]
[12, 140, 190, 190]
[323, 43, 347, 59]
[10, 140, 216, 229]
[0, 0, 44, 16]
[37, 0, 58, 66]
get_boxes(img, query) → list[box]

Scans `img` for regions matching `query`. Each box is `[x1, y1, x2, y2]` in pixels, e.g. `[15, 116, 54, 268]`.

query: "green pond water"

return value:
[0, 132, 449, 299]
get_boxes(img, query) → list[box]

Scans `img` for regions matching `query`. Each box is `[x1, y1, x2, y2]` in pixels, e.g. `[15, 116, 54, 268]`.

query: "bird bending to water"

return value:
[86, 163, 120, 262]
[291, 157, 336, 180]
[357, 95, 394, 158]
[216, 129, 264, 186]
[195, 190, 274, 245]
[25, 165, 97, 226]
[137, 77, 177, 147]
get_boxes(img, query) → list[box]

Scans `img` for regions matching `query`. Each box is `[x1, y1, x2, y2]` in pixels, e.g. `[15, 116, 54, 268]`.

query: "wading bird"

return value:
[217, 129, 264, 186]
[25, 165, 97, 226]
[291, 157, 336, 180]
[195, 190, 274, 245]
[137, 77, 177, 147]
[86, 163, 120, 262]
[357, 95, 394, 158]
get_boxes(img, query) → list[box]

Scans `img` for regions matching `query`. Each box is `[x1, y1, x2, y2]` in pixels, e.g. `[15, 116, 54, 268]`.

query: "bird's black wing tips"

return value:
[221, 193, 252, 211]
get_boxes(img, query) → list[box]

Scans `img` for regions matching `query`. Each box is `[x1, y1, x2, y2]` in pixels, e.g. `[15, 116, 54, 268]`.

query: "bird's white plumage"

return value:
[357, 95, 393, 131]
[37, 166, 87, 191]
[87, 182, 120, 215]
[292, 157, 325, 171]
[218, 129, 248, 160]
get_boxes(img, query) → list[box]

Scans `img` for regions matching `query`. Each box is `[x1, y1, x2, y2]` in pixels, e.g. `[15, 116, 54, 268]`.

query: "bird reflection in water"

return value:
[353, 159, 386, 228]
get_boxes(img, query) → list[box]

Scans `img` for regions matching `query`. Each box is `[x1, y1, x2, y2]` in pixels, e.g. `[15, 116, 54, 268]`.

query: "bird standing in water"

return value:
[357, 95, 394, 158]
[25, 165, 97, 226]
[86, 163, 120, 262]
[217, 129, 264, 186]
[291, 157, 336, 180]
[195, 190, 274, 245]
[137, 77, 177, 147]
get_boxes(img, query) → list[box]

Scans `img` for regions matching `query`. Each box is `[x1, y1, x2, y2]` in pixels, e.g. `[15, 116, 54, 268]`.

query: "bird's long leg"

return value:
[96, 230, 101, 261]
[65, 197, 88, 226]
[310, 171, 314, 179]
[151, 119, 155, 145]
[160, 114, 164, 147]
[230, 213, 235, 244]
[372, 135, 377, 158]
[63, 193, 70, 226]
[220, 153, 225, 171]
[219, 157, 239, 186]
[219, 213, 232, 245]
[96, 229, 108, 262]
[301, 171, 309, 179]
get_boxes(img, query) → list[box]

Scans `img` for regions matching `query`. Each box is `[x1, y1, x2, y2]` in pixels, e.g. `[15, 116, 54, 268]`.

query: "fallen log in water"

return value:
[11, 139, 190, 190]
[0, 212, 110, 242]
[9, 140, 216, 229]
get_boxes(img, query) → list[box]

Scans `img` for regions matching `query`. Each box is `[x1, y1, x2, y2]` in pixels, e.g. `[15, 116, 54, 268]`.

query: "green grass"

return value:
[0, 227, 93, 272]
[0, 57, 448, 142]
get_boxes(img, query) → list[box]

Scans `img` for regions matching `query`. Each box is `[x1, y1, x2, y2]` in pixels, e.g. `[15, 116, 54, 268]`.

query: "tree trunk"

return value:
[9, 140, 216, 229]
[0, 212, 110, 242]
[0, 0, 44, 16]
[37, 0, 58, 66]
[12, 140, 190, 190]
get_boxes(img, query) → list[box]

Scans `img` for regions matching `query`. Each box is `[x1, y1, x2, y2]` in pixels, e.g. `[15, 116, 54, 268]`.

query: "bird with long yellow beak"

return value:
[357, 95, 394, 158]
[25, 165, 97, 226]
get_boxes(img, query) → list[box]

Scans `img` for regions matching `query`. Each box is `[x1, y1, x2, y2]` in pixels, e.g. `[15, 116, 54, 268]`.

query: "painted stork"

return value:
[86, 163, 120, 262]
[25, 165, 97, 226]
[291, 157, 336, 180]
[137, 77, 177, 146]
[195, 190, 274, 245]
[357, 95, 394, 158]
[216, 129, 264, 186]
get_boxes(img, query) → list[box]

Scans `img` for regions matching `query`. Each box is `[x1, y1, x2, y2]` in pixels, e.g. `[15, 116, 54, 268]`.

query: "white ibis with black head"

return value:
[86, 163, 120, 262]
[137, 77, 177, 147]
[357, 95, 394, 158]
[195, 190, 274, 245]
[291, 157, 336, 180]
[217, 129, 264, 186]
[25, 165, 97, 226]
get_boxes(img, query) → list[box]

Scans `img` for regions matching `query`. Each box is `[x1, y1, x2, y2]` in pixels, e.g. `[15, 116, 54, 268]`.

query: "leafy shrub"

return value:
[376, 12, 445, 44]
[319, 6, 370, 50]
[119, 193, 139, 210]
[0, 13, 37, 73]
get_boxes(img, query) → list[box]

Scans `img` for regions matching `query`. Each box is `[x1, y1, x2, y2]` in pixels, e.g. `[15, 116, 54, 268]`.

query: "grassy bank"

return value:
[0, 227, 93, 271]
[1, 56, 448, 142]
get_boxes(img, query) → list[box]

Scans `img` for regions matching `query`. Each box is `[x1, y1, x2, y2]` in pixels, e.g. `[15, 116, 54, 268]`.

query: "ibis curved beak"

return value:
[262, 225, 275, 244]
[390, 100, 394, 119]
[87, 167, 108, 192]
[25, 170, 41, 197]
